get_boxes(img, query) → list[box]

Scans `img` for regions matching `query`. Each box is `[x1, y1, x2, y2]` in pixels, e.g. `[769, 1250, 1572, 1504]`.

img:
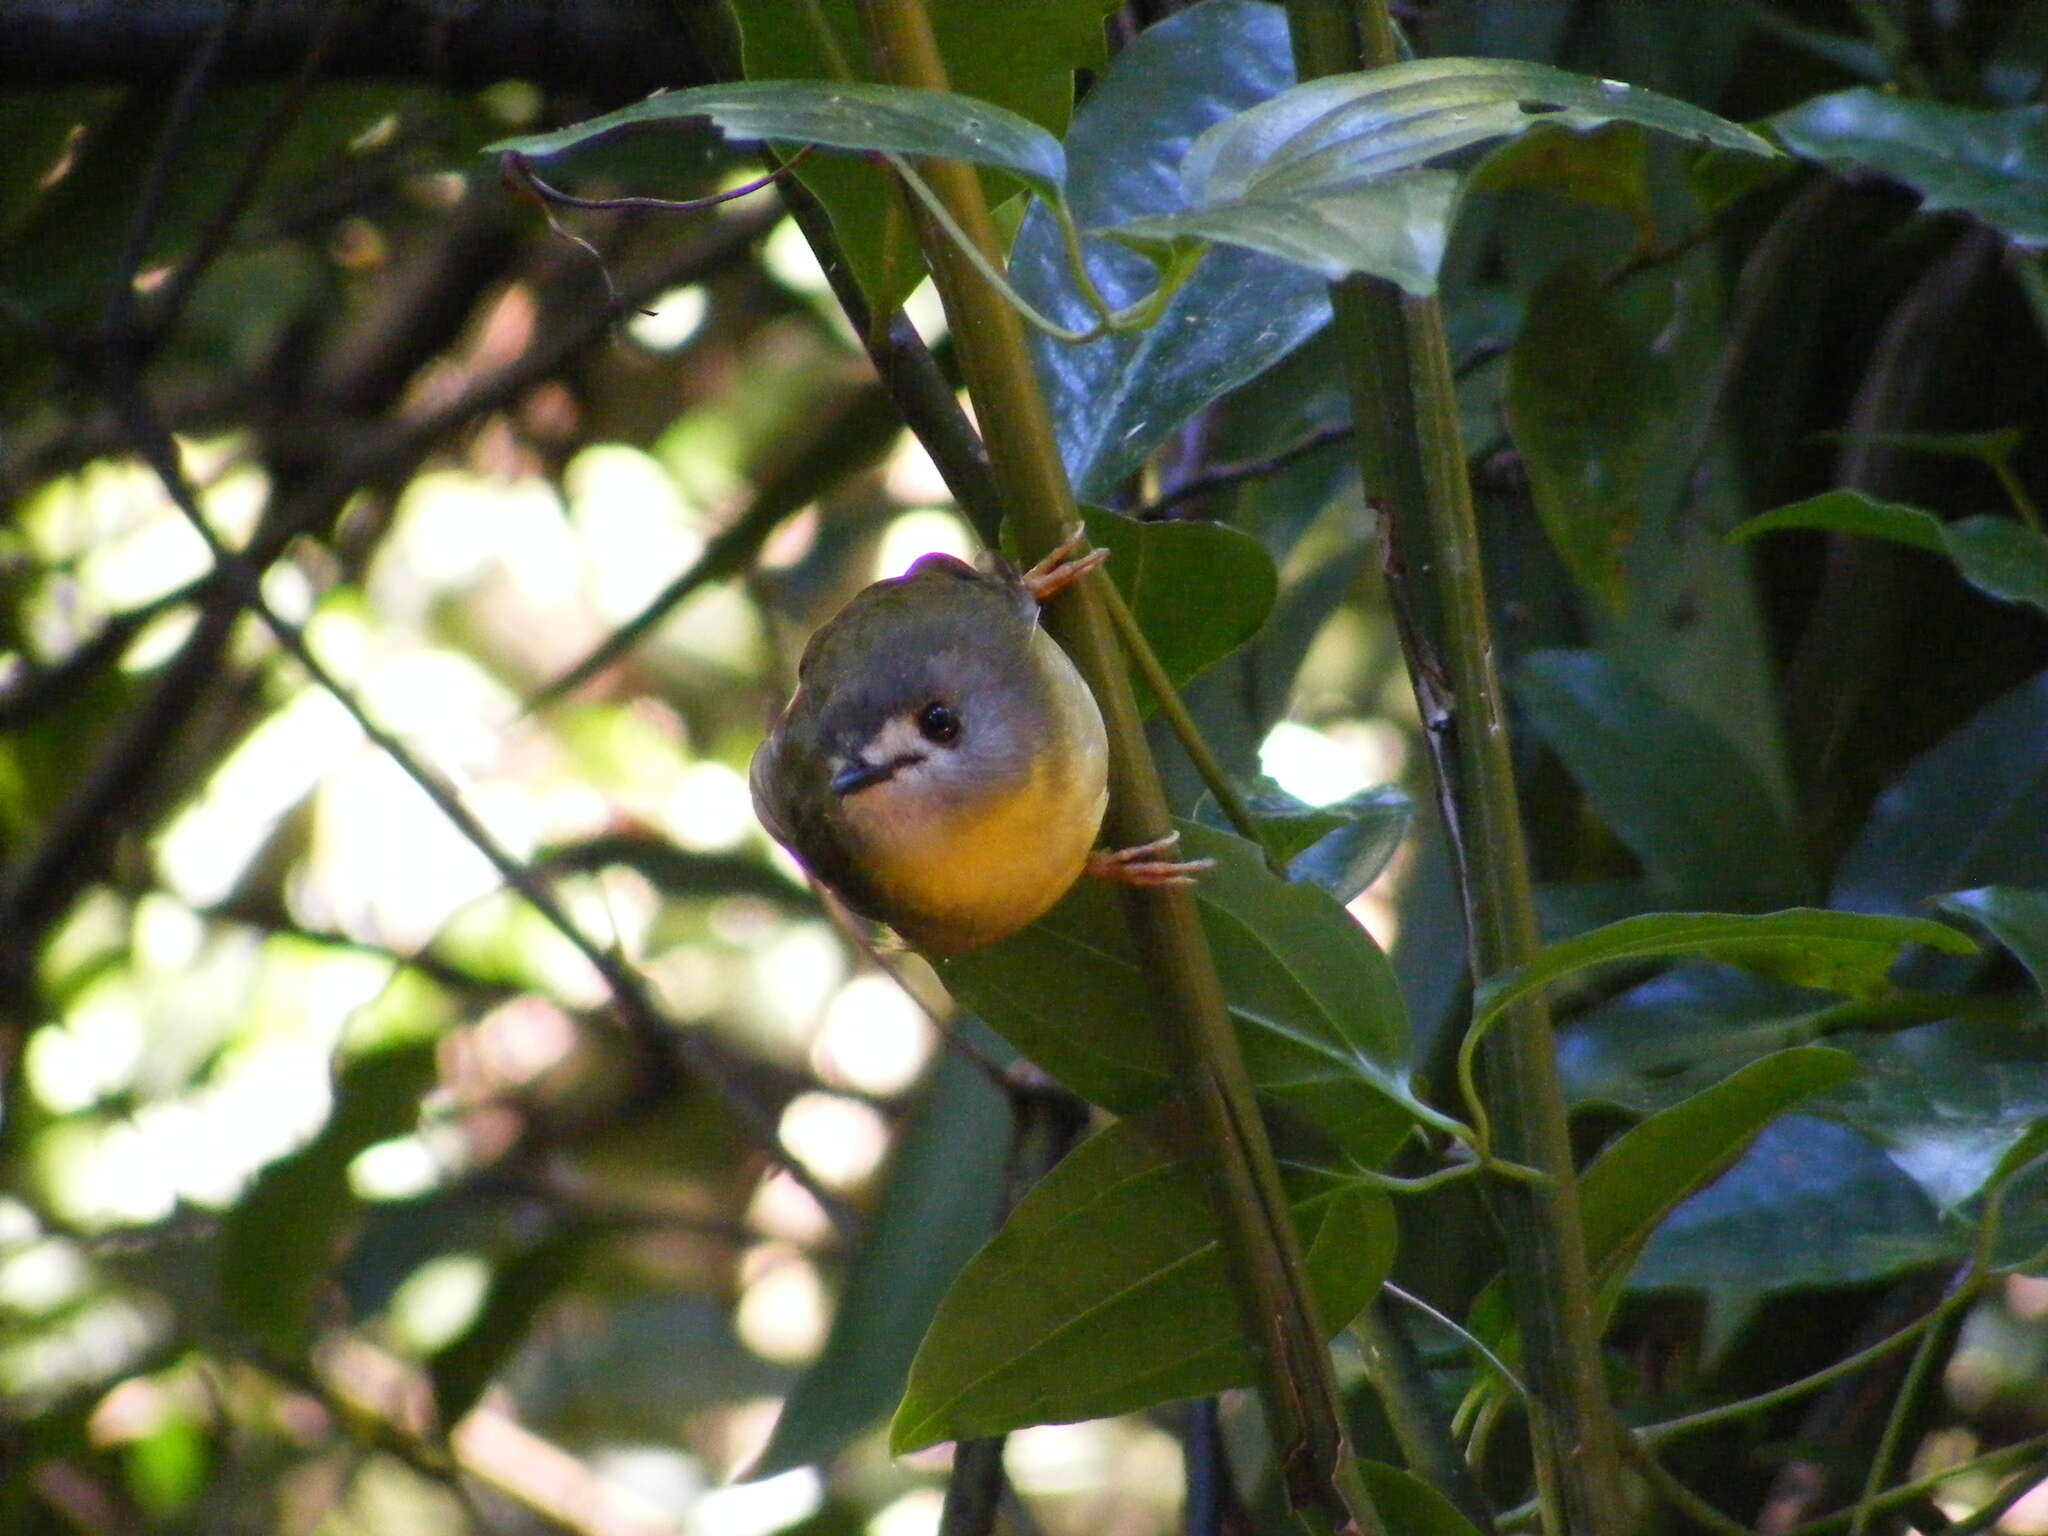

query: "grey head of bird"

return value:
[751, 552, 1110, 952]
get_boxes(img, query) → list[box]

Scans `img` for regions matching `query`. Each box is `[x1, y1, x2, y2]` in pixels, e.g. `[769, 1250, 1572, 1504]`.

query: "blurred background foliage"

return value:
[0, 1, 2046, 1533]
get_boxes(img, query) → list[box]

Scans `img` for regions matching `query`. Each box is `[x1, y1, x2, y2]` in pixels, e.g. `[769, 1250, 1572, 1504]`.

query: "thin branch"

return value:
[502, 146, 811, 217]
[1141, 423, 1354, 520]
[102, 372, 858, 1237]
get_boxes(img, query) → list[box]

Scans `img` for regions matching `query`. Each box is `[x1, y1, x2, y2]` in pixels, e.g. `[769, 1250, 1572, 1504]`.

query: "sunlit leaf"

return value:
[940, 821, 1427, 1166]
[1193, 778, 1412, 904]
[1774, 90, 2048, 247]
[1472, 908, 1975, 1039]
[890, 1104, 1393, 1450]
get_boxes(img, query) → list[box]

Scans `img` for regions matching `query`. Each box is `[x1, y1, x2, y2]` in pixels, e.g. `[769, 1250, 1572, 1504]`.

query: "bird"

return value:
[750, 528, 1211, 953]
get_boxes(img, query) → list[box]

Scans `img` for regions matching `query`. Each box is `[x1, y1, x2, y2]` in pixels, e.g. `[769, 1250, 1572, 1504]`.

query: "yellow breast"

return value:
[841, 629, 1108, 952]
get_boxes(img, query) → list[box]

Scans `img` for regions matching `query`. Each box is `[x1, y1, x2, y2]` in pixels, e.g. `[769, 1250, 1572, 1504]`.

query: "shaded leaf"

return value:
[1010, 0, 1330, 499]
[489, 80, 1068, 200]
[1358, 1462, 1486, 1536]
[1473, 908, 1975, 1039]
[1469, 122, 1656, 241]
[1194, 778, 1412, 904]
[890, 1105, 1393, 1450]
[1580, 1048, 1861, 1294]
[1938, 887, 2048, 996]
[1080, 507, 1278, 715]
[1774, 90, 2048, 247]
[1732, 492, 2048, 617]
[1515, 650, 1806, 909]
[734, 0, 1113, 313]
[220, 1041, 438, 1355]
[754, 1048, 1012, 1476]
[1834, 669, 2048, 914]
[939, 821, 1427, 1167]
[1631, 1115, 1951, 1303]
[1505, 265, 1669, 611]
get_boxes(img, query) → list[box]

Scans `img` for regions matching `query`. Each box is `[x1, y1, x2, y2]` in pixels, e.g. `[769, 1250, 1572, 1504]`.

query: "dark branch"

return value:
[0, 0, 720, 99]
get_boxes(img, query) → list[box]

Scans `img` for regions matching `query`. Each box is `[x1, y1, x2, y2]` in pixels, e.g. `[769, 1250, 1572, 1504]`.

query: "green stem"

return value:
[1777, 1432, 2048, 1536]
[1849, 1270, 1970, 1536]
[1353, 1303, 1498, 1532]
[1095, 581, 1280, 874]
[1280, 3, 1632, 1530]
[847, 5, 1385, 1532]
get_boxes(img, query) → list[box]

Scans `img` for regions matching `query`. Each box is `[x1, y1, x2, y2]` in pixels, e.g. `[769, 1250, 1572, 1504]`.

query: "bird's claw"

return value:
[1021, 525, 1110, 605]
[1087, 832, 1215, 888]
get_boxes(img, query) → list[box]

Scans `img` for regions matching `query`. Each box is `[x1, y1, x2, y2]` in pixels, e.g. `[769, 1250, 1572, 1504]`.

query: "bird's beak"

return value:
[831, 758, 893, 796]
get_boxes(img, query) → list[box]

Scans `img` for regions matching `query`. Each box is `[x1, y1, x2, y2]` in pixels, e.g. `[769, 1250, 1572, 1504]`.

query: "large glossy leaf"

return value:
[890, 1105, 1394, 1450]
[752, 1048, 1011, 1476]
[1834, 669, 2048, 914]
[1080, 507, 1278, 715]
[1773, 90, 2048, 247]
[1515, 650, 1807, 910]
[1580, 1048, 1860, 1295]
[1473, 908, 1975, 1039]
[939, 821, 1428, 1167]
[1733, 491, 2048, 618]
[1939, 887, 2048, 997]
[1630, 1115, 1952, 1303]
[1009, 0, 1331, 499]
[1821, 1023, 2048, 1213]
[488, 80, 1068, 200]
[1505, 263, 1669, 611]
[1113, 58, 1774, 292]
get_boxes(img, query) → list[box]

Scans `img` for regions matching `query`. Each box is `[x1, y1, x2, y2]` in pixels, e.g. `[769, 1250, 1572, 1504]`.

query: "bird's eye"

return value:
[917, 702, 960, 745]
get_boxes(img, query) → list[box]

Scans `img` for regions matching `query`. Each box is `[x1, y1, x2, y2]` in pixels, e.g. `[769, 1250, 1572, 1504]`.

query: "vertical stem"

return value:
[1280, 2, 1631, 1530]
[844, 4, 1383, 1531]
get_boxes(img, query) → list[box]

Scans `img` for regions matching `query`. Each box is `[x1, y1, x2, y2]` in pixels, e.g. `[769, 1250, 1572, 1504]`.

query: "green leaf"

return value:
[1729, 489, 1948, 553]
[1009, 0, 1331, 499]
[890, 1105, 1394, 1450]
[430, 1224, 599, 1424]
[1835, 670, 2048, 914]
[1630, 1115, 1951, 1309]
[1505, 264, 1669, 610]
[1938, 887, 2048, 997]
[754, 1048, 1013, 1476]
[1732, 492, 2048, 618]
[1473, 908, 1976, 1039]
[1773, 90, 2048, 247]
[1079, 507, 1278, 715]
[1580, 1048, 1861, 1295]
[732, 0, 1113, 312]
[220, 1041, 438, 1355]
[939, 821, 1429, 1167]
[1194, 779, 1412, 904]
[1111, 58, 1775, 294]
[1469, 122, 1656, 237]
[489, 79, 1068, 200]
[1945, 515, 2048, 616]
[1515, 651, 1807, 910]
[1357, 1461, 1486, 1536]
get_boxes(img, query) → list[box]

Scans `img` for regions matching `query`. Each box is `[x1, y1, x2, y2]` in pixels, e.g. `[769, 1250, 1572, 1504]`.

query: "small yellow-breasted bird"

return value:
[750, 530, 1210, 953]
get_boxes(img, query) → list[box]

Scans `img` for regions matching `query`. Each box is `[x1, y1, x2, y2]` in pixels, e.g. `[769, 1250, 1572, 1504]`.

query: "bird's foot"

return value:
[1021, 526, 1110, 605]
[1086, 832, 1215, 888]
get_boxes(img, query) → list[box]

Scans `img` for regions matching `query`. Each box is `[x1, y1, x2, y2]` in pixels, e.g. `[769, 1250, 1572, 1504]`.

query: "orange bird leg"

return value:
[1086, 832, 1216, 888]
[1021, 525, 1111, 604]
